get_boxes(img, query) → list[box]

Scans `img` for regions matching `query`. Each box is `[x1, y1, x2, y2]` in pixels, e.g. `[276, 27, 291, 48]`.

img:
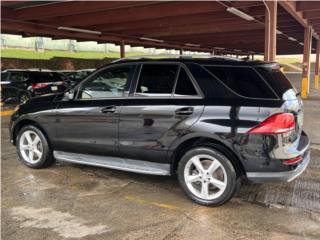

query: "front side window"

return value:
[79, 65, 134, 99]
[135, 64, 179, 97]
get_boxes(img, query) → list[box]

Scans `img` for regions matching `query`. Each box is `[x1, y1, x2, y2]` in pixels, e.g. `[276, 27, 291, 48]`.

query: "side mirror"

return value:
[68, 90, 75, 100]
[63, 90, 75, 101]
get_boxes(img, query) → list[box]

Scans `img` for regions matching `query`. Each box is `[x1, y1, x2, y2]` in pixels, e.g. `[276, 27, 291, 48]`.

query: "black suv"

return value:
[1, 69, 67, 104]
[9, 57, 310, 206]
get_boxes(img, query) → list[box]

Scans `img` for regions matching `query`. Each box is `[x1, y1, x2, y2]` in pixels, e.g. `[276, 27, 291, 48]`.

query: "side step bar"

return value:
[53, 151, 171, 176]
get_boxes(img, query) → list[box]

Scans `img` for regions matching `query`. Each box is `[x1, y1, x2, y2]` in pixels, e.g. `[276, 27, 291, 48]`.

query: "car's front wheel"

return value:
[16, 125, 54, 168]
[19, 92, 30, 104]
[178, 147, 239, 206]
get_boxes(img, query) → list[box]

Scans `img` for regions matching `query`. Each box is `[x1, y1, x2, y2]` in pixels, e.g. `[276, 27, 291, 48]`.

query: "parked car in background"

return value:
[57, 69, 95, 86]
[9, 56, 310, 206]
[1, 69, 67, 104]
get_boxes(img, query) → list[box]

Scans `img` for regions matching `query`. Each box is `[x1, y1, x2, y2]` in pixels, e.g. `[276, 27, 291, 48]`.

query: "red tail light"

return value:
[247, 113, 295, 134]
[32, 83, 48, 89]
[282, 155, 303, 165]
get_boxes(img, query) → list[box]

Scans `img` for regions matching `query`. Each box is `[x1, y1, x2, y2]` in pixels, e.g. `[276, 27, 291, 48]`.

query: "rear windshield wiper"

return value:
[296, 91, 301, 97]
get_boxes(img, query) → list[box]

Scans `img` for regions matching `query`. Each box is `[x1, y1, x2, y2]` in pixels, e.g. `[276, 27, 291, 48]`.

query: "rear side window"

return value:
[204, 66, 277, 99]
[1, 72, 9, 81]
[174, 68, 198, 96]
[135, 64, 178, 96]
[185, 63, 234, 98]
[9, 72, 25, 82]
[257, 67, 293, 98]
[30, 72, 63, 83]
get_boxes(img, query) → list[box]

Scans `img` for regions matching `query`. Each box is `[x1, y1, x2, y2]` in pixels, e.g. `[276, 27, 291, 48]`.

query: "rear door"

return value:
[119, 63, 204, 163]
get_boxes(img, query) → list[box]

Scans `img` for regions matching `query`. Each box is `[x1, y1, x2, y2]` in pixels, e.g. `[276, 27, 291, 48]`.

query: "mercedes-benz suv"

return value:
[9, 57, 310, 206]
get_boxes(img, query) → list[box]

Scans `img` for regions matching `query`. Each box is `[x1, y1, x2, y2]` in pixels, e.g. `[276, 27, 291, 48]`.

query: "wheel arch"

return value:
[170, 135, 245, 177]
[13, 119, 50, 146]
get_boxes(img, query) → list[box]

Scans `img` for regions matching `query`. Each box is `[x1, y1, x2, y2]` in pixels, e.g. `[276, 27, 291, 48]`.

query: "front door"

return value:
[54, 64, 136, 156]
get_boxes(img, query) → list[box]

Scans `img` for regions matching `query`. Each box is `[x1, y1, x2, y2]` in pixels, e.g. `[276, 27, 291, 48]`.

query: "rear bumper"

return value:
[246, 131, 310, 183]
[246, 150, 310, 182]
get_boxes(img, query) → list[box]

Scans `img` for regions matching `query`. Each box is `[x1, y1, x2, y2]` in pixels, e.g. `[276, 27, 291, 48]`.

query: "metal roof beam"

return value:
[296, 2, 320, 12]
[43, 2, 225, 27]
[0, 20, 213, 52]
[279, 0, 319, 39]
[125, 22, 264, 38]
[92, 12, 237, 32]
[15, 1, 161, 21]
[303, 11, 320, 20]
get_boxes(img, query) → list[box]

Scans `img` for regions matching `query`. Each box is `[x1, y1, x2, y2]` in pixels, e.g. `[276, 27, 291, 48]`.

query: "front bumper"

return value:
[246, 131, 310, 183]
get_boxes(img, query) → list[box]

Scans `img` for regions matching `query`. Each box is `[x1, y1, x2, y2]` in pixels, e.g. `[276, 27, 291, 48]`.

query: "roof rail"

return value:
[111, 54, 243, 63]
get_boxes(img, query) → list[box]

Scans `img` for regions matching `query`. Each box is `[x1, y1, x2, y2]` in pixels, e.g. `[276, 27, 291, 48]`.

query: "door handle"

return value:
[175, 107, 194, 116]
[101, 105, 117, 113]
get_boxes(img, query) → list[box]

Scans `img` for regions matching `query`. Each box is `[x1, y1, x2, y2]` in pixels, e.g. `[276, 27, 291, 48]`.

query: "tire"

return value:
[177, 147, 240, 206]
[16, 125, 55, 169]
[19, 92, 30, 104]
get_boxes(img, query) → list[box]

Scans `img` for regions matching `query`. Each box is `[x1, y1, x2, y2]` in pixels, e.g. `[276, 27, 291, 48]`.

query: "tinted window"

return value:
[1, 72, 9, 81]
[9, 72, 25, 82]
[174, 68, 198, 96]
[29, 72, 63, 83]
[204, 66, 277, 99]
[79, 65, 134, 99]
[257, 67, 293, 98]
[185, 63, 234, 98]
[135, 64, 178, 96]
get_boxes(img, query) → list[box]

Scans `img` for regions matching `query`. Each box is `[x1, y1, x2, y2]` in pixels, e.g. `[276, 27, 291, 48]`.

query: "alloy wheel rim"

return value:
[184, 154, 227, 200]
[19, 130, 43, 164]
[20, 95, 29, 104]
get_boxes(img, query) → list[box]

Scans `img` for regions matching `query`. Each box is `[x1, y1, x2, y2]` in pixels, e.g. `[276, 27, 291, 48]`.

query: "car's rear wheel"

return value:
[17, 125, 54, 168]
[178, 147, 239, 206]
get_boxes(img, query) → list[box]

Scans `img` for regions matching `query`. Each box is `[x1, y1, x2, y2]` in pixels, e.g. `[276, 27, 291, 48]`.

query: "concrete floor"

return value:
[1, 74, 320, 240]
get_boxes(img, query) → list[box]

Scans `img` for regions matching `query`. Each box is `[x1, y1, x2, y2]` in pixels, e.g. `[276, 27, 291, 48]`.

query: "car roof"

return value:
[2, 68, 53, 72]
[111, 55, 273, 66]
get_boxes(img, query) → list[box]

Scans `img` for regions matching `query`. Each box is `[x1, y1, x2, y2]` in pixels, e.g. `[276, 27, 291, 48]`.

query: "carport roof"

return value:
[1, 1, 320, 55]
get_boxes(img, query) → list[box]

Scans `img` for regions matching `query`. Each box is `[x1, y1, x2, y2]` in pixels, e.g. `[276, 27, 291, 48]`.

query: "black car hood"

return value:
[17, 92, 65, 115]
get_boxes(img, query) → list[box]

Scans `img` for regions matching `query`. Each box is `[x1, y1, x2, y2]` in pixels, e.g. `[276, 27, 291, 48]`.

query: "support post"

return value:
[264, 0, 277, 61]
[120, 40, 125, 58]
[315, 40, 320, 90]
[301, 27, 312, 99]
[179, 48, 183, 55]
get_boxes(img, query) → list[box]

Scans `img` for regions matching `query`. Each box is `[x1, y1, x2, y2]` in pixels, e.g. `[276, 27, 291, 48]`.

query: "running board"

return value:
[53, 151, 171, 176]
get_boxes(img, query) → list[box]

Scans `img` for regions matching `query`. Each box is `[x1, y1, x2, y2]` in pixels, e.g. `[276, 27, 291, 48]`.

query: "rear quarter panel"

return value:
[168, 99, 288, 173]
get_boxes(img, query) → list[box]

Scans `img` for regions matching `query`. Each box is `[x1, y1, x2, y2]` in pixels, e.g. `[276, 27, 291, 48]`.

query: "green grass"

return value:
[0, 48, 144, 60]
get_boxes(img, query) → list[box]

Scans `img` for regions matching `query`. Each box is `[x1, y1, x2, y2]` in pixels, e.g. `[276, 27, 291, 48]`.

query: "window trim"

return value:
[129, 61, 203, 99]
[74, 62, 137, 101]
[201, 64, 280, 100]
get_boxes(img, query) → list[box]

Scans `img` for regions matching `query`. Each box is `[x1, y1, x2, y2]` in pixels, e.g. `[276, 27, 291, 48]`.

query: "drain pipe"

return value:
[263, 0, 271, 62]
